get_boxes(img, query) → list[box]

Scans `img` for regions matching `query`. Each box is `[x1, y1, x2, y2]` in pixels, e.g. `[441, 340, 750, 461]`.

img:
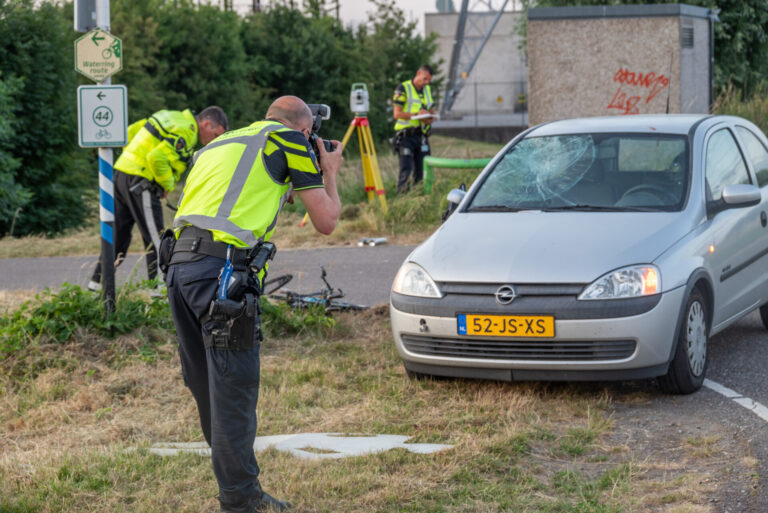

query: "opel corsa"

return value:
[390, 115, 768, 393]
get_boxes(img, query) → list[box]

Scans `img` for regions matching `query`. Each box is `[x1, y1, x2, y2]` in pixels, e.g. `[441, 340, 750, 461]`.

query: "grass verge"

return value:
[0, 287, 739, 512]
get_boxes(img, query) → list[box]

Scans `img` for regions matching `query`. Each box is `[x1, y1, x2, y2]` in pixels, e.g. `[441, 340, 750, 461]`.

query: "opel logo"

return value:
[494, 285, 517, 305]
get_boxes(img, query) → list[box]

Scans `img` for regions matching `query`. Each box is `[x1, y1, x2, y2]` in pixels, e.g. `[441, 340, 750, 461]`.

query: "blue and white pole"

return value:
[98, 146, 116, 315]
[97, 0, 115, 315]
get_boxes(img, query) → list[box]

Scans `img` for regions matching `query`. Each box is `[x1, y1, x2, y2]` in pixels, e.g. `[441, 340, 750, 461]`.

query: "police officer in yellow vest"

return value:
[88, 106, 228, 291]
[393, 64, 436, 193]
[166, 96, 342, 513]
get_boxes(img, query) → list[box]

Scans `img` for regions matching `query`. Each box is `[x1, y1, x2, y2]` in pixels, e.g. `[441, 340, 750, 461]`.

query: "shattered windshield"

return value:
[468, 133, 689, 212]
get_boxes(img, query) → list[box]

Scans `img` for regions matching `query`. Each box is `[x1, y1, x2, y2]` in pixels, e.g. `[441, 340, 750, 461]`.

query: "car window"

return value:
[705, 129, 750, 201]
[735, 126, 768, 187]
[468, 133, 688, 212]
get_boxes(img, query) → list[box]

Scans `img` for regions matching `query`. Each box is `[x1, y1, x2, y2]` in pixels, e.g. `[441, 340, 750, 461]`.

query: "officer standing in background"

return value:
[392, 64, 436, 193]
[166, 96, 342, 513]
[88, 106, 228, 291]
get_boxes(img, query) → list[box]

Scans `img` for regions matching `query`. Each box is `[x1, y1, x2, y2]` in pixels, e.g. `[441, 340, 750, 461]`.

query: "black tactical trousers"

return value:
[91, 170, 164, 283]
[397, 134, 429, 193]
[166, 256, 263, 509]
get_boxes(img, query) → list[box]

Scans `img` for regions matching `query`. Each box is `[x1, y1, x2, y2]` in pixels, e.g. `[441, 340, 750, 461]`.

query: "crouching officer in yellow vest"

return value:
[88, 106, 228, 291]
[392, 64, 435, 193]
[164, 96, 342, 513]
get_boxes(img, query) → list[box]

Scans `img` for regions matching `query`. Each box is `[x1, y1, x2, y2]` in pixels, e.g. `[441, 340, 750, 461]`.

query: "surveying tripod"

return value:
[340, 115, 388, 213]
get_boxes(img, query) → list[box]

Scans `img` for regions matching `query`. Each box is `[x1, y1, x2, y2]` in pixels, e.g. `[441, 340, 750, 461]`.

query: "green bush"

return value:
[0, 284, 173, 357]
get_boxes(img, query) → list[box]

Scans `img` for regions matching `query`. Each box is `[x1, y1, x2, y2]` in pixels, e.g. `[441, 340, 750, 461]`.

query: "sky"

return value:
[227, 0, 441, 34]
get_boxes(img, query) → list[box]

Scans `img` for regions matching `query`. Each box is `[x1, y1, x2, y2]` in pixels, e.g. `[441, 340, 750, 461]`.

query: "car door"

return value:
[704, 126, 764, 330]
[733, 124, 768, 306]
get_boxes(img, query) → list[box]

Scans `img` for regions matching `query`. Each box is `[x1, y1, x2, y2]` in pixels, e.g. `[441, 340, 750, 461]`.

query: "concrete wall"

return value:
[527, 5, 712, 125]
[426, 11, 527, 127]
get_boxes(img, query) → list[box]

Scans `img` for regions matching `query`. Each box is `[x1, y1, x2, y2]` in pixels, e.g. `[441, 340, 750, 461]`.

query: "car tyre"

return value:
[759, 303, 768, 331]
[659, 287, 708, 394]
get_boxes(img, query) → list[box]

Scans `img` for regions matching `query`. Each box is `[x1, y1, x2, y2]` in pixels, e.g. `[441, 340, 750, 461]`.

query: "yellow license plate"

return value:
[457, 314, 555, 338]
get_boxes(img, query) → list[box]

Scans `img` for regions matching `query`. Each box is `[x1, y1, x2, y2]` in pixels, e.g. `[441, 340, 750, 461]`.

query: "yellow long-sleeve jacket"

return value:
[114, 109, 198, 192]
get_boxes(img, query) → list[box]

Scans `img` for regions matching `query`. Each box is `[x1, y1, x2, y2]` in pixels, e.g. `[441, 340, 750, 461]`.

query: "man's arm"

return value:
[146, 141, 179, 192]
[296, 138, 343, 235]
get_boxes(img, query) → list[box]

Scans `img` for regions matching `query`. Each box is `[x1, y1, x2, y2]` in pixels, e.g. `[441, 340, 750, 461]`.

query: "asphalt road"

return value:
[0, 244, 415, 307]
[1, 245, 767, 507]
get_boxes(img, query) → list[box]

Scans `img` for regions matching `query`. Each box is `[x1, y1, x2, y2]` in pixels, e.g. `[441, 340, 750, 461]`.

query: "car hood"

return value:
[410, 211, 693, 285]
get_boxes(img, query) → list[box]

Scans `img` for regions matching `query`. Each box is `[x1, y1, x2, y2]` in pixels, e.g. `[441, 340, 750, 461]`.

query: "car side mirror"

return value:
[707, 184, 761, 217]
[442, 187, 467, 223]
[446, 188, 467, 206]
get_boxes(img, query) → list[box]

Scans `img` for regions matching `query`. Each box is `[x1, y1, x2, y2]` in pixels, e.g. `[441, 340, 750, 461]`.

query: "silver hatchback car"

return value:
[390, 115, 768, 394]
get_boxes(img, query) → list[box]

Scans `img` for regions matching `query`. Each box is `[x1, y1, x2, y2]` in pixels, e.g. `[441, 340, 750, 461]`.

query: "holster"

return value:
[200, 239, 276, 350]
[203, 292, 263, 350]
[129, 177, 164, 198]
[157, 229, 176, 277]
[389, 130, 405, 155]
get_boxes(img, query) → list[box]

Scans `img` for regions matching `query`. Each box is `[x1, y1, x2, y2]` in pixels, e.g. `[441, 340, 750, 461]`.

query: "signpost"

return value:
[77, 85, 127, 148]
[74, 28, 122, 83]
[74, 0, 123, 317]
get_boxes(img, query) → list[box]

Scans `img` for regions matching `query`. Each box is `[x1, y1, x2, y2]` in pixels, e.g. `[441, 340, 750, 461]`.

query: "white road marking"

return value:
[704, 379, 768, 423]
[148, 433, 453, 460]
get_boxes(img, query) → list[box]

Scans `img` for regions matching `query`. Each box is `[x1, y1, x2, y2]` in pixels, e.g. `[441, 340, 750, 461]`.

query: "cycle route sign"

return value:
[74, 28, 122, 82]
[77, 85, 127, 148]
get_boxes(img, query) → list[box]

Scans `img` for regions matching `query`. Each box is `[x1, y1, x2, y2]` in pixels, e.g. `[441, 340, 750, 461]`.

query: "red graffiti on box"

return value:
[606, 68, 670, 115]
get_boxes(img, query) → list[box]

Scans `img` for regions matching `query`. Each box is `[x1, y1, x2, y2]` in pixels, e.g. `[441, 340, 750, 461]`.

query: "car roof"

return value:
[528, 114, 714, 137]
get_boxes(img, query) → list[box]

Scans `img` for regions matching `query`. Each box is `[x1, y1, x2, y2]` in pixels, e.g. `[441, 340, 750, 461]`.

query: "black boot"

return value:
[250, 488, 290, 512]
[219, 487, 290, 513]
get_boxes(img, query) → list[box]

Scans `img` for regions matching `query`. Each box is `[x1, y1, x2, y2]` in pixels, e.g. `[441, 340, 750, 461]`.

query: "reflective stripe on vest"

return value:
[174, 122, 292, 248]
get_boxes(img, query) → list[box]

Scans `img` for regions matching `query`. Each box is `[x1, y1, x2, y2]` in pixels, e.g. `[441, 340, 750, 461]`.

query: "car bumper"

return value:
[390, 286, 687, 381]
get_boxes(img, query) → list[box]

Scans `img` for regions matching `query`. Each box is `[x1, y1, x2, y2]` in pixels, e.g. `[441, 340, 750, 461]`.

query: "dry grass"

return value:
[0, 301, 749, 512]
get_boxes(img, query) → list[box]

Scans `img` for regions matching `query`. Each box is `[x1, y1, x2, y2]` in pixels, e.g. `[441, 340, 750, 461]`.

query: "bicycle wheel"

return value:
[263, 274, 293, 294]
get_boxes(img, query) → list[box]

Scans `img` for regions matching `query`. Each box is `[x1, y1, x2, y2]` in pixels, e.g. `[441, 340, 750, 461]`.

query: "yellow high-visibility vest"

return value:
[174, 120, 320, 248]
[115, 109, 198, 192]
[393, 80, 434, 131]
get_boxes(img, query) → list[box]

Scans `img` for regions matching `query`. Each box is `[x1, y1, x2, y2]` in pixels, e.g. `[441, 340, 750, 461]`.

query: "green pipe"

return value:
[423, 156, 492, 193]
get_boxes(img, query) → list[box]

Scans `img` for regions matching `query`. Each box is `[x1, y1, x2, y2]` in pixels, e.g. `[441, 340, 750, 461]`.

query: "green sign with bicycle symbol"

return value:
[77, 85, 127, 148]
[74, 28, 122, 82]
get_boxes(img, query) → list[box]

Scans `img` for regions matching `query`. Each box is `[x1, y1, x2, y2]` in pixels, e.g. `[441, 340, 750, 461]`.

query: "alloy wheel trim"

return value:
[686, 300, 707, 377]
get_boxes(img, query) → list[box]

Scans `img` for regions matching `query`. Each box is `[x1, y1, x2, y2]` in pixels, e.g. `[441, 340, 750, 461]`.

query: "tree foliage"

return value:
[0, 0, 438, 235]
[524, 0, 768, 95]
[0, 0, 92, 236]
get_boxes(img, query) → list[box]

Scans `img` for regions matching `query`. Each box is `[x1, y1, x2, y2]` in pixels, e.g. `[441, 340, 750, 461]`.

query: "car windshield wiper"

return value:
[466, 205, 531, 212]
[543, 204, 660, 212]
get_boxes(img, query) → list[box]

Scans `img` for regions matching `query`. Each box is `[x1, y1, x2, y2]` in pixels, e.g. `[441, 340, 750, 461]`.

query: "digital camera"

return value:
[307, 103, 336, 156]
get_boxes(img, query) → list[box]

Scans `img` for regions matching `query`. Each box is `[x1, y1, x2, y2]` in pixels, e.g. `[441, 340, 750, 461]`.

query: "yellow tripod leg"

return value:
[357, 125, 376, 203]
[361, 123, 388, 213]
[341, 120, 355, 150]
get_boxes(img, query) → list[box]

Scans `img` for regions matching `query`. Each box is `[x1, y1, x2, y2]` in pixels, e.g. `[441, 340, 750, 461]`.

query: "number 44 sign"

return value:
[77, 85, 127, 148]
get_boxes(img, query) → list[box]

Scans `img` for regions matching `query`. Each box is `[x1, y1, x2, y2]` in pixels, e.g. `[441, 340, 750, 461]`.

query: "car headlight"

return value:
[578, 265, 660, 300]
[392, 262, 443, 298]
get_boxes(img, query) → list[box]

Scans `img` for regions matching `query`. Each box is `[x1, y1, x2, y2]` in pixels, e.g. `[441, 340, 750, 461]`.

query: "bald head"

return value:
[266, 96, 313, 131]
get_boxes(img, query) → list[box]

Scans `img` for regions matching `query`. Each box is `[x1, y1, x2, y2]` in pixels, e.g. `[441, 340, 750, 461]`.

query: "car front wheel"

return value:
[659, 288, 708, 394]
[759, 303, 768, 331]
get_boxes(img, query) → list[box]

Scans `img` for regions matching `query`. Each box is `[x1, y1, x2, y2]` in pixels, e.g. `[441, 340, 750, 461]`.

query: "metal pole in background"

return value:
[96, 0, 115, 316]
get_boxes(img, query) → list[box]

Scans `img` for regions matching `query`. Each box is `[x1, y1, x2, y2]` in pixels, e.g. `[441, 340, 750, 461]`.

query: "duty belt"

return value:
[170, 226, 250, 266]
[397, 127, 423, 137]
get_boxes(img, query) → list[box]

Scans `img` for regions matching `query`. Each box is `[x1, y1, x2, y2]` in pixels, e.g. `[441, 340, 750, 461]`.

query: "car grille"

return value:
[401, 335, 636, 361]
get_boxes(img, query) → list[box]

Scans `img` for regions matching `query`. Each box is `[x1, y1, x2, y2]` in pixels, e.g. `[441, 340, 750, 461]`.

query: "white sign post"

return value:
[77, 85, 127, 148]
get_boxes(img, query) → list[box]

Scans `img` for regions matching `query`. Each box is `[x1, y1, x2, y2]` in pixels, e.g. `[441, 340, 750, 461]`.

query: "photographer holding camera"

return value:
[165, 96, 342, 513]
